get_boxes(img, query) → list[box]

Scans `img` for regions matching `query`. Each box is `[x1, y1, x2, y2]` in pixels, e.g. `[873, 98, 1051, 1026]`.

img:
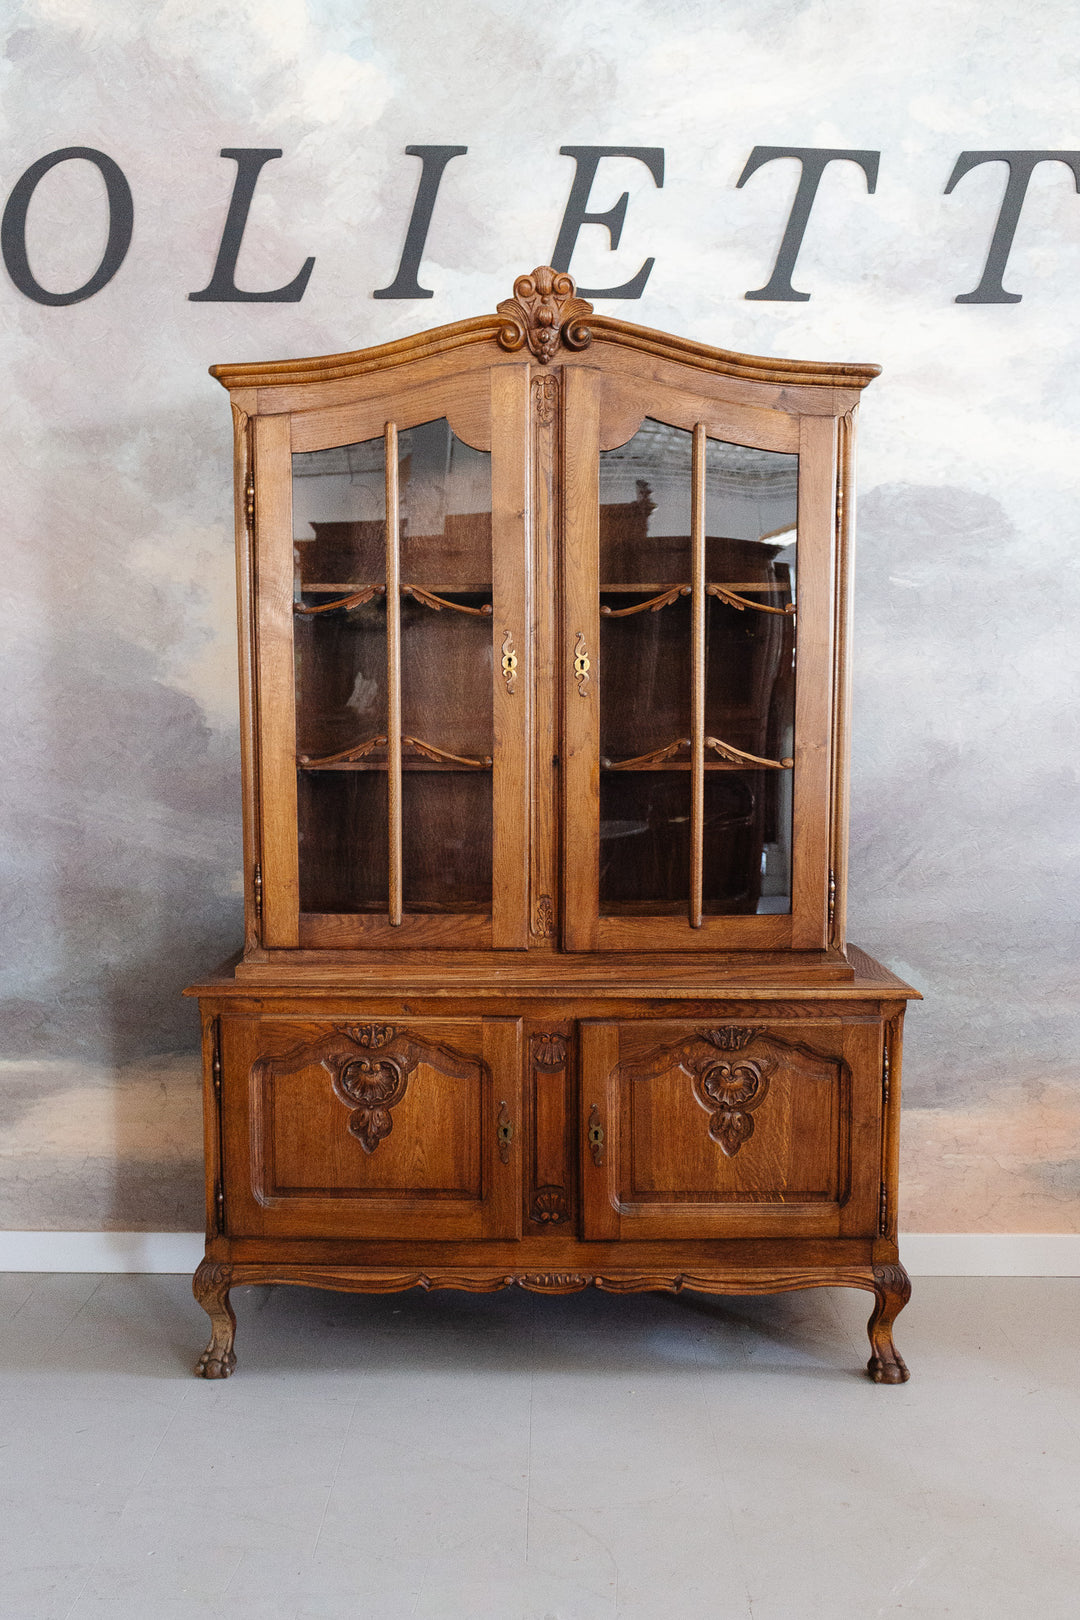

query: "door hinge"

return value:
[253, 863, 263, 923]
[244, 470, 255, 534]
[215, 1181, 225, 1234]
[828, 867, 836, 928]
[836, 480, 845, 533]
[882, 1039, 891, 1108]
[879, 1182, 889, 1236]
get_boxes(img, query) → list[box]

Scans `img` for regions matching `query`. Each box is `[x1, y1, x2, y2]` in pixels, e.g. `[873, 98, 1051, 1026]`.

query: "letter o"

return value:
[2, 147, 133, 306]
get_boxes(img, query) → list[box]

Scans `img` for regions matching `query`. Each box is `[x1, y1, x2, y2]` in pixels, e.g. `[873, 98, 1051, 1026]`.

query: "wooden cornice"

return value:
[209, 266, 880, 393]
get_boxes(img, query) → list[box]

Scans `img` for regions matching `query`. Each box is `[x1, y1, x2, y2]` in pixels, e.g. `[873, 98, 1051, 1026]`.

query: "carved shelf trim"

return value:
[298, 734, 387, 767]
[497, 265, 593, 365]
[403, 735, 492, 768]
[403, 583, 492, 616]
[601, 586, 690, 618]
[602, 736, 793, 771]
[295, 584, 385, 615]
[705, 583, 796, 616]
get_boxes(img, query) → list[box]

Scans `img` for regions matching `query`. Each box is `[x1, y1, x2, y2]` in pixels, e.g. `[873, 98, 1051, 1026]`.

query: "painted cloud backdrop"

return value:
[1, 0, 1078, 1228]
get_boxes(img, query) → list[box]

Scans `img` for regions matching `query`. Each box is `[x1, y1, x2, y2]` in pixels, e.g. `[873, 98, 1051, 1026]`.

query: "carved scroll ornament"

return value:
[253, 1024, 477, 1155]
[497, 266, 593, 364]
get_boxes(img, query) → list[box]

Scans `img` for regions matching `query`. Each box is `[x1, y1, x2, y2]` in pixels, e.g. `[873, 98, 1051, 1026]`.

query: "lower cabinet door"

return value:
[221, 1016, 523, 1240]
[579, 1017, 882, 1240]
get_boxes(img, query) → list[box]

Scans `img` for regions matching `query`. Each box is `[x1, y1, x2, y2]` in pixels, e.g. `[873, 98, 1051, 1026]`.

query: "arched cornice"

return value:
[210, 266, 880, 393]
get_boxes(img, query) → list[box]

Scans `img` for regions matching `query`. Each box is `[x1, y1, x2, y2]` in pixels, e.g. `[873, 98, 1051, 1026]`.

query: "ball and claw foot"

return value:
[866, 1262, 911, 1384]
[193, 1258, 237, 1379]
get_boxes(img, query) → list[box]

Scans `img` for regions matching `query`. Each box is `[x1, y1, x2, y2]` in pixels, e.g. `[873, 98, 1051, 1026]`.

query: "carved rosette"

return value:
[497, 266, 593, 364]
[691, 1056, 774, 1156]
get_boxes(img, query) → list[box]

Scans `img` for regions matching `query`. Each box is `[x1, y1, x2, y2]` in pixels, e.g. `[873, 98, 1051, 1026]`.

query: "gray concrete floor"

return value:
[0, 1273, 1077, 1619]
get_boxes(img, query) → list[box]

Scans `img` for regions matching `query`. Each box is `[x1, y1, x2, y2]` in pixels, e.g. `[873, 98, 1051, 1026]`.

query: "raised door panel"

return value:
[221, 1017, 522, 1239]
[579, 1018, 880, 1239]
[561, 363, 837, 952]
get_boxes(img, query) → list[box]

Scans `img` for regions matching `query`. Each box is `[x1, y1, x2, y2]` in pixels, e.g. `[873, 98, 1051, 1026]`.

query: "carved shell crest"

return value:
[497, 266, 593, 364]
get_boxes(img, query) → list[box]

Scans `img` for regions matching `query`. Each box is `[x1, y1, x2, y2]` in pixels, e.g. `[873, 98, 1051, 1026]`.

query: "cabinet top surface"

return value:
[209, 265, 882, 397]
[186, 944, 919, 1001]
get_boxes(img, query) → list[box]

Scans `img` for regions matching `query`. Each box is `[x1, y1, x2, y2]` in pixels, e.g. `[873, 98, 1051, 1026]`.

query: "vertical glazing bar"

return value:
[385, 420, 403, 925]
[690, 422, 706, 929]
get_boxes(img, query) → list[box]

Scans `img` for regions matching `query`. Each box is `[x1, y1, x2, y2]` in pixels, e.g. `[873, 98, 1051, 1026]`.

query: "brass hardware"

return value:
[501, 630, 518, 694]
[879, 1182, 889, 1236]
[497, 1100, 514, 1164]
[828, 867, 837, 927]
[253, 864, 263, 922]
[587, 1104, 605, 1166]
[882, 1040, 891, 1107]
[215, 1183, 225, 1232]
[244, 471, 255, 532]
[573, 632, 591, 696]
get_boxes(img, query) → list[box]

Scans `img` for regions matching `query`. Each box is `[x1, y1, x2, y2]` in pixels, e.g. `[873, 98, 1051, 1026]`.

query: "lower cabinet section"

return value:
[220, 1017, 523, 1240]
[193, 977, 913, 1382]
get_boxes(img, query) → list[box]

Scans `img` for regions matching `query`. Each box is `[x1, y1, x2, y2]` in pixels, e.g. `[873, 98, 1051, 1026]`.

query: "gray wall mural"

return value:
[1, 0, 1077, 1231]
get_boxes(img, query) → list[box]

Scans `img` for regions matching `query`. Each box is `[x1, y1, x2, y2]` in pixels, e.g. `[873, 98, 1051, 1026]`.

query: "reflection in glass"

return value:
[292, 422, 494, 919]
[598, 419, 798, 918]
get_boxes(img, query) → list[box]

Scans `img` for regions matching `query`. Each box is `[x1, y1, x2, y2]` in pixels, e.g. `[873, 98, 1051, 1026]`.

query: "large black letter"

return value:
[373, 145, 468, 299]
[737, 146, 879, 301]
[188, 149, 314, 303]
[551, 146, 664, 298]
[946, 150, 1080, 304]
[2, 147, 132, 306]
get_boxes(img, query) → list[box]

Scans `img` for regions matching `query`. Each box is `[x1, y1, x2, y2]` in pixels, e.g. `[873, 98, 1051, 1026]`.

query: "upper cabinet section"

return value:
[215, 267, 878, 959]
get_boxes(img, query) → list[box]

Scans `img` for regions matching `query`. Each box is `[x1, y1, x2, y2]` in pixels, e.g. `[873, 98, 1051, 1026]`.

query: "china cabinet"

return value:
[187, 266, 918, 1380]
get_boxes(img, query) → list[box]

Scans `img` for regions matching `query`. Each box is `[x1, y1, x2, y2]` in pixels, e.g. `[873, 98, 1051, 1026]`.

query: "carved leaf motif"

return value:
[533, 373, 558, 425]
[691, 1055, 775, 1157]
[531, 894, 555, 938]
[497, 266, 593, 364]
[700, 1026, 758, 1052]
[252, 1025, 477, 1158]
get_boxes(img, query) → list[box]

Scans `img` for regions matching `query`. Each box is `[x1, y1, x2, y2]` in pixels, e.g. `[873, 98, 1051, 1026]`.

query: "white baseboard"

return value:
[0, 1231, 1078, 1276]
[0, 1231, 205, 1273]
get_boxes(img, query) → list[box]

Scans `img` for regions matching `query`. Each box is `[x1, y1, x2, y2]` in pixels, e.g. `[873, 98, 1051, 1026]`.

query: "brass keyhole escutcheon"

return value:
[573, 632, 591, 696]
[587, 1103, 604, 1165]
[500, 630, 518, 695]
[497, 1100, 514, 1163]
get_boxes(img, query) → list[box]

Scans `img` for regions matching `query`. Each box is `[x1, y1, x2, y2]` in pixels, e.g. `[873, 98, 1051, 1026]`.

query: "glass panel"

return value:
[597, 418, 797, 920]
[704, 439, 797, 915]
[291, 419, 494, 920]
[397, 419, 493, 915]
[293, 435, 387, 914]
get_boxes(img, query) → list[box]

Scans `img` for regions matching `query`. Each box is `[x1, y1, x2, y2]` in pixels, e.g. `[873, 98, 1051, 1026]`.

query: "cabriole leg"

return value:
[193, 1259, 237, 1379]
[867, 1262, 911, 1383]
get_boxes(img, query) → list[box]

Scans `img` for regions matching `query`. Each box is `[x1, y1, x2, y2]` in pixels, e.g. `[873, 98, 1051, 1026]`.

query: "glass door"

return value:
[254, 367, 530, 948]
[562, 367, 835, 951]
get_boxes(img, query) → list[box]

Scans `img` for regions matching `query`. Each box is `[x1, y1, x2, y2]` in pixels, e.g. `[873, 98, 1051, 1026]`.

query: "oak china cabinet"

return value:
[187, 267, 919, 1381]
